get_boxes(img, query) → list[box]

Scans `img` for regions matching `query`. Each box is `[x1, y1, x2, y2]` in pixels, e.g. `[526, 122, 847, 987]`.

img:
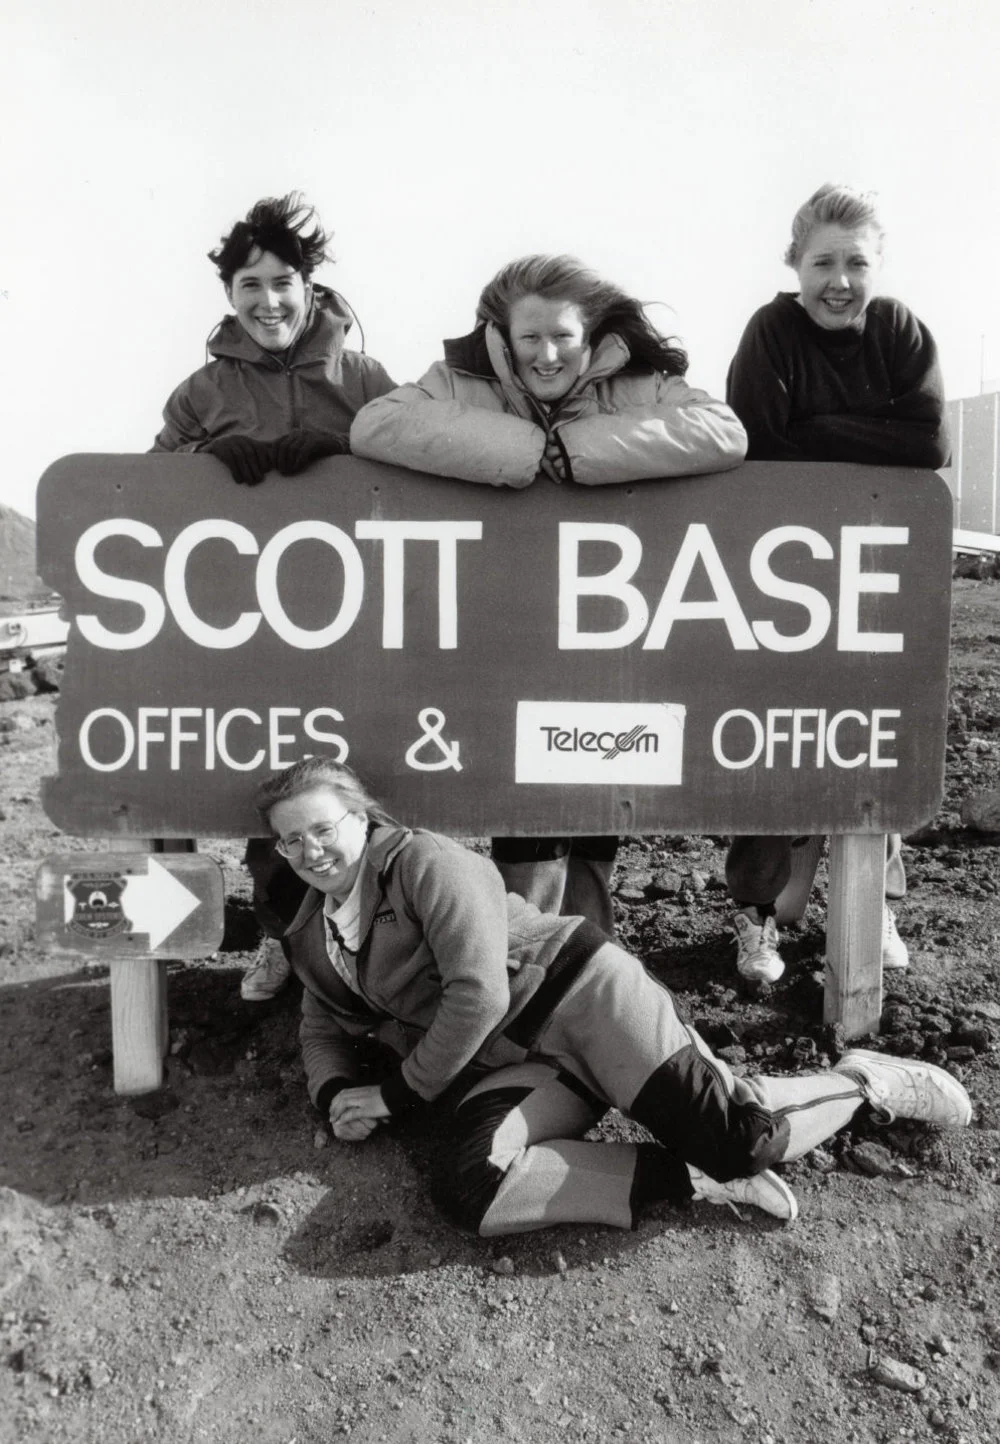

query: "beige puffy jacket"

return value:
[350, 322, 747, 488]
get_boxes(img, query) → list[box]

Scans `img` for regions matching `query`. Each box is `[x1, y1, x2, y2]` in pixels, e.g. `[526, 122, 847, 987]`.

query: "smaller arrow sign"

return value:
[37, 852, 224, 960]
[129, 856, 202, 950]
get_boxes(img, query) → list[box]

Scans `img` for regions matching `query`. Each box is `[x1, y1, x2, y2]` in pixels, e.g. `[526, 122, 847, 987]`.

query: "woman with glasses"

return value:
[254, 755, 971, 1238]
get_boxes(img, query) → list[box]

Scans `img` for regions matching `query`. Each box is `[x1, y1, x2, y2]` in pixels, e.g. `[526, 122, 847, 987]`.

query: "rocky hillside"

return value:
[0, 502, 48, 609]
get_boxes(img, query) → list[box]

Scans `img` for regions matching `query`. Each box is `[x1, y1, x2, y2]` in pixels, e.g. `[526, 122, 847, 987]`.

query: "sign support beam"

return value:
[110, 840, 168, 1094]
[825, 833, 886, 1038]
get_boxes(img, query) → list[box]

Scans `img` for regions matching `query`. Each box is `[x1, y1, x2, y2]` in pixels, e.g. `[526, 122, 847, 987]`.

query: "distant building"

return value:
[941, 395, 999, 538]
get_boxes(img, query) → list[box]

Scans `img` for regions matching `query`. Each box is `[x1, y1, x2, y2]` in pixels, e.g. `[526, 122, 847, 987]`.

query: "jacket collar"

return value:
[283, 821, 414, 939]
[207, 284, 353, 368]
[442, 322, 631, 397]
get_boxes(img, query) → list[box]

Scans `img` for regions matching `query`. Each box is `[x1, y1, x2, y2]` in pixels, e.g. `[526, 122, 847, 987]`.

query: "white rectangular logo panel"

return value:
[515, 701, 686, 785]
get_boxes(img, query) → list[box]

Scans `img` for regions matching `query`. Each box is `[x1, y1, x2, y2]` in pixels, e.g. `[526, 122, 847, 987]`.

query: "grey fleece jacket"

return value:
[284, 824, 602, 1115]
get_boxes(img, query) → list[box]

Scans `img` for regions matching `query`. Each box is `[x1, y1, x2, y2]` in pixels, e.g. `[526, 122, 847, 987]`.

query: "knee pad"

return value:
[629, 1048, 791, 1183]
[430, 1085, 532, 1234]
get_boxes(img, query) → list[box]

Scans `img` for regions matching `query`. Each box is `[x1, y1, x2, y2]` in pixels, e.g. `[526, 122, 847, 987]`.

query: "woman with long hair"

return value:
[351, 254, 747, 929]
[351, 252, 744, 489]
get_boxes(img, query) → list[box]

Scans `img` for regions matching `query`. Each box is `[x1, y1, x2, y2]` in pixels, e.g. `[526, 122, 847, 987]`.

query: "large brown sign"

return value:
[36, 454, 951, 838]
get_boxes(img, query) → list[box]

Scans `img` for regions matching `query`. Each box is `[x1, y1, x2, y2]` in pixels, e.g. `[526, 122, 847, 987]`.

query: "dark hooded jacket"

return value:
[152, 285, 395, 451]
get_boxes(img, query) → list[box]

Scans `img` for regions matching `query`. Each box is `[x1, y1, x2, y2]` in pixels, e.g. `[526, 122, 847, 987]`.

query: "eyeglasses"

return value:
[274, 809, 353, 860]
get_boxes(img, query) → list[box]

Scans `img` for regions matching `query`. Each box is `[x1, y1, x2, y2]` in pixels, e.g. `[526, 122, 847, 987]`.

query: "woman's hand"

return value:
[203, 435, 274, 486]
[539, 433, 568, 483]
[329, 1084, 390, 1141]
[272, 429, 351, 475]
[331, 1115, 380, 1142]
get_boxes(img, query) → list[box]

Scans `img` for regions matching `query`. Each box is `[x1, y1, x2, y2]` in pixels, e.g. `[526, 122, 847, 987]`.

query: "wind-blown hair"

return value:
[209, 192, 333, 285]
[785, 184, 885, 267]
[254, 757, 393, 831]
[476, 254, 688, 377]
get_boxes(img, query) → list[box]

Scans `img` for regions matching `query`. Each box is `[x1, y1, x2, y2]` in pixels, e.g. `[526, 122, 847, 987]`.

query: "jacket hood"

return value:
[442, 322, 632, 423]
[283, 821, 414, 938]
[443, 322, 630, 387]
[207, 284, 354, 367]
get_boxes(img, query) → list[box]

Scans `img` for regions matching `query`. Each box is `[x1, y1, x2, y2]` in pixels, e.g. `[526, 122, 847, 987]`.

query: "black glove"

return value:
[203, 435, 274, 486]
[272, 430, 351, 476]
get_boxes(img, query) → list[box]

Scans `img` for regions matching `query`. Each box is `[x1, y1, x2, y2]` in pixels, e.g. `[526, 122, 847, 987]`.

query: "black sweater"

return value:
[726, 292, 950, 468]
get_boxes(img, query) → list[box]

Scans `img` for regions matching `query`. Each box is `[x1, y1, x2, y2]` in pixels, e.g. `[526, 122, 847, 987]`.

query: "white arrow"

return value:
[123, 856, 201, 950]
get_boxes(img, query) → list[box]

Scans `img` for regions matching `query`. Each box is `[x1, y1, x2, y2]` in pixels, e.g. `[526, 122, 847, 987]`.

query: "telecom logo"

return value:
[515, 702, 686, 785]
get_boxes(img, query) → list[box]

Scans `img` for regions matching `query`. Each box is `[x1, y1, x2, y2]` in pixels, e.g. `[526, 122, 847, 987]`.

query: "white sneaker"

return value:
[241, 937, 292, 1001]
[834, 1049, 972, 1128]
[731, 908, 784, 983]
[881, 907, 909, 970]
[688, 1165, 798, 1221]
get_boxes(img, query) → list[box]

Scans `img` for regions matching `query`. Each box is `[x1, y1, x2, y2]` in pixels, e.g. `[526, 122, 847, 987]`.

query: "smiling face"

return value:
[508, 295, 591, 402]
[269, 784, 369, 903]
[226, 248, 311, 352]
[793, 222, 882, 331]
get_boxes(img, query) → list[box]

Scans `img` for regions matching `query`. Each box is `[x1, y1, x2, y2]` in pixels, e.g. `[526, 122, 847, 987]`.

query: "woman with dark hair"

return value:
[153, 192, 395, 483]
[254, 755, 970, 1237]
[723, 184, 950, 985]
[351, 254, 747, 928]
[152, 193, 397, 1000]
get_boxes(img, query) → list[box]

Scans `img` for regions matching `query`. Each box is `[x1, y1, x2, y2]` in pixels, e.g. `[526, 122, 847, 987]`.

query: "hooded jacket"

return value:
[152, 285, 396, 451]
[286, 824, 605, 1115]
[350, 322, 747, 487]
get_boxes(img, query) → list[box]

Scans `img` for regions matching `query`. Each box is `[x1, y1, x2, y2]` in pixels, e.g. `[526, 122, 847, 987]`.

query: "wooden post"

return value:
[110, 956, 169, 1094]
[109, 838, 170, 1095]
[825, 833, 885, 1039]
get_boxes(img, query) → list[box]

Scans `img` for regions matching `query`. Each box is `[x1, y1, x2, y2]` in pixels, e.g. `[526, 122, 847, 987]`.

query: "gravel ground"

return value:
[1, 578, 999, 1444]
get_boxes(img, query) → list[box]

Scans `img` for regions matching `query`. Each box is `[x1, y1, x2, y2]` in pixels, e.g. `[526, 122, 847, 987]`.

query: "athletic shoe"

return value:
[688, 1165, 798, 1221]
[881, 907, 909, 970]
[731, 908, 784, 983]
[240, 937, 292, 1001]
[834, 1049, 972, 1128]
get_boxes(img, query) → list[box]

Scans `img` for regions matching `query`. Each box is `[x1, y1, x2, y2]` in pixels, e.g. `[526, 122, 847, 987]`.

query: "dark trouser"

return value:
[490, 836, 618, 935]
[431, 941, 864, 1236]
[726, 834, 905, 909]
[244, 839, 309, 940]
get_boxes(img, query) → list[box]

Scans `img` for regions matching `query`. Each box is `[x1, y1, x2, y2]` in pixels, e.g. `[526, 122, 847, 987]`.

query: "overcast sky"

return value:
[3, 0, 999, 518]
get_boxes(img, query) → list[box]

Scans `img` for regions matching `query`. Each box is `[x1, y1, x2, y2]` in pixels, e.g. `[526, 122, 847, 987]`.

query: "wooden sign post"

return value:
[36, 845, 223, 1092]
